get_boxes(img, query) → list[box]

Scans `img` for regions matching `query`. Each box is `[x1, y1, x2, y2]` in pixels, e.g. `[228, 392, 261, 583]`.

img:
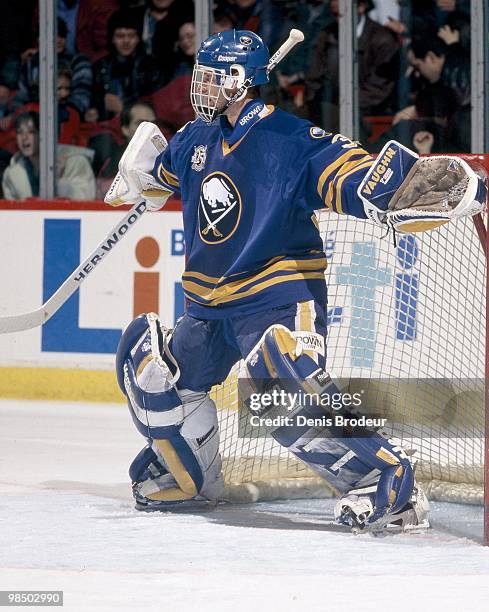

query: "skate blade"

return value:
[352, 518, 431, 536]
[135, 498, 218, 513]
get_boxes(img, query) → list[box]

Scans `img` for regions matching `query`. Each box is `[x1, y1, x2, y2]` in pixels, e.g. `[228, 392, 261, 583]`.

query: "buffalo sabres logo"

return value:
[199, 172, 242, 244]
[310, 126, 327, 139]
[191, 145, 207, 172]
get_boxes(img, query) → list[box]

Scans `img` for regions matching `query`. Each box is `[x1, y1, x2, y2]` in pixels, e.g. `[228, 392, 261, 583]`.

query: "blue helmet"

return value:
[191, 30, 270, 124]
[197, 30, 270, 87]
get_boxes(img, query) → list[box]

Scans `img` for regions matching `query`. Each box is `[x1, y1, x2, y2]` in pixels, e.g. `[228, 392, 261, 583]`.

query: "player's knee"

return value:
[116, 312, 182, 439]
[246, 324, 325, 382]
[244, 324, 339, 449]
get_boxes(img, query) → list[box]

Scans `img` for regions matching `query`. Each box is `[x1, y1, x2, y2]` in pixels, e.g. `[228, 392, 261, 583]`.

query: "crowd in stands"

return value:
[0, 0, 475, 199]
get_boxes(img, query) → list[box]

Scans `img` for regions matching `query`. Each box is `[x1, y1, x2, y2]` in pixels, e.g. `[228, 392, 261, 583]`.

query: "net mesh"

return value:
[211, 203, 487, 504]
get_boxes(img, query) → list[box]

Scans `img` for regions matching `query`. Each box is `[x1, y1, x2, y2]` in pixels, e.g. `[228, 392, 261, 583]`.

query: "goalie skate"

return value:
[133, 482, 219, 512]
[335, 482, 430, 536]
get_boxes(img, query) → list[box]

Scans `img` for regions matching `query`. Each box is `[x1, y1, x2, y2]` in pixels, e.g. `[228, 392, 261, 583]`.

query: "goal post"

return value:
[210, 153, 489, 542]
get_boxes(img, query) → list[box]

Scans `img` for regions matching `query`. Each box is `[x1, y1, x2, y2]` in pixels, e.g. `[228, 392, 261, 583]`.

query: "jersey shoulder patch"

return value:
[309, 126, 331, 139]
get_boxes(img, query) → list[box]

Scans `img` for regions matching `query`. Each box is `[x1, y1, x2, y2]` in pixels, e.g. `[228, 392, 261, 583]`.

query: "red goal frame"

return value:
[460, 154, 489, 545]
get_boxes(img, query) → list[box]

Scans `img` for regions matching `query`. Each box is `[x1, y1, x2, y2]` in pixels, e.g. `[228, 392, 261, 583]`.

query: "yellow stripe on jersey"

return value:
[184, 256, 327, 302]
[182, 255, 290, 285]
[316, 148, 369, 201]
[157, 162, 179, 189]
[325, 158, 373, 213]
[163, 164, 179, 182]
[185, 271, 326, 307]
[333, 160, 373, 214]
[182, 270, 222, 284]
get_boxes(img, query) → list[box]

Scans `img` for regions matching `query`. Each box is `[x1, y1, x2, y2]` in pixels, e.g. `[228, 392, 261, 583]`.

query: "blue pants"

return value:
[169, 300, 327, 391]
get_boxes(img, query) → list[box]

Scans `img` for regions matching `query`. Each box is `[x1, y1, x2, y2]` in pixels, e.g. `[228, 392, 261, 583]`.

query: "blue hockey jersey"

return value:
[152, 99, 373, 319]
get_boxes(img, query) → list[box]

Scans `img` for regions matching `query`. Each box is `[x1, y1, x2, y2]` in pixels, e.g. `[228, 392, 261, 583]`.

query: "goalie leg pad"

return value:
[244, 324, 415, 512]
[117, 313, 224, 505]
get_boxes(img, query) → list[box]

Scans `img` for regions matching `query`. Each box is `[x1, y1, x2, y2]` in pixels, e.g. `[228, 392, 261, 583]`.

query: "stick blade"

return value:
[0, 309, 48, 333]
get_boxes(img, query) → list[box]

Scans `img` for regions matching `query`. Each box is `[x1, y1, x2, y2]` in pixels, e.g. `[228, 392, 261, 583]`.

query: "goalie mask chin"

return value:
[191, 29, 270, 124]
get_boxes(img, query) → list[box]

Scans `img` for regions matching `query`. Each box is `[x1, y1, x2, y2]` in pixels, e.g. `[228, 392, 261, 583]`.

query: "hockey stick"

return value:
[217, 28, 305, 118]
[0, 201, 147, 333]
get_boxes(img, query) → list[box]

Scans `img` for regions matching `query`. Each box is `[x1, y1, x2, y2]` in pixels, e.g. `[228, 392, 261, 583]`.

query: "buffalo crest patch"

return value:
[198, 172, 242, 244]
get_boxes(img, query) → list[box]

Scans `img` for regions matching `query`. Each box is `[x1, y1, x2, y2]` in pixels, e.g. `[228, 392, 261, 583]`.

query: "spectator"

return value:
[172, 23, 196, 78]
[371, 83, 460, 153]
[57, 70, 72, 106]
[56, 68, 83, 144]
[0, 84, 14, 131]
[134, 0, 194, 83]
[408, 36, 470, 108]
[273, 0, 333, 116]
[12, 18, 93, 119]
[0, 147, 12, 198]
[2, 111, 96, 200]
[213, 6, 236, 33]
[306, 0, 400, 129]
[219, 0, 284, 48]
[0, 1, 37, 91]
[369, 0, 400, 26]
[88, 101, 156, 198]
[89, 9, 162, 121]
[410, 0, 469, 33]
[37, 0, 120, 63]
[437, 10, 470, 52]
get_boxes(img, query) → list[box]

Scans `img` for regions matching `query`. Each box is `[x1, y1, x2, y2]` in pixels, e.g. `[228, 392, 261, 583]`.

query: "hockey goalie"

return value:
[105, 29, 487, 534]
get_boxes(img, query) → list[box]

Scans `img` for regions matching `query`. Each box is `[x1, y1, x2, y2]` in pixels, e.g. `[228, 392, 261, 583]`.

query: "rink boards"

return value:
[0, 201, 485, 400]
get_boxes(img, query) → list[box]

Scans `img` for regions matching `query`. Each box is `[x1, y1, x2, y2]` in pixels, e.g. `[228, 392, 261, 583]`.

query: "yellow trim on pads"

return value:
[395, 219, 449, 233]
[298, 301, 316, 362]
[154, 439, 198, 497]
[0, 367, 124, 403]
[376, 448, 399, 466]
[146, 488, 195, 502]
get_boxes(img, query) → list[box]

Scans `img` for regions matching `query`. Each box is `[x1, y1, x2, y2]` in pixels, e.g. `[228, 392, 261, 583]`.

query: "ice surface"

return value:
[1, 400, 489, 612]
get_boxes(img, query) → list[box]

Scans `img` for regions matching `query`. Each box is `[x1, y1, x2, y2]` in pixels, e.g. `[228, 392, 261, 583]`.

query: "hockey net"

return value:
[211, 154, 489, 507]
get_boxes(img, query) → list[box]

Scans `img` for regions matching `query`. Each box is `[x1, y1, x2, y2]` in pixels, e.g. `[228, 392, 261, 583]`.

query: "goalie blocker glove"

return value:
[357, 141, 487, 233]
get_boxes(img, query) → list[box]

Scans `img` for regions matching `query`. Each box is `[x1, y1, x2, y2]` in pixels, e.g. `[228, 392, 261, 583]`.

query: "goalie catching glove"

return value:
[104, 121, 172, 211]
[358, 141, 487, 233]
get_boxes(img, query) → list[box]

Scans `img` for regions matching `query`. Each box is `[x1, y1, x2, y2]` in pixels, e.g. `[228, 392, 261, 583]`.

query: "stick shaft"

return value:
[0, 201, 147, 333]
[266, 29, 304, 74]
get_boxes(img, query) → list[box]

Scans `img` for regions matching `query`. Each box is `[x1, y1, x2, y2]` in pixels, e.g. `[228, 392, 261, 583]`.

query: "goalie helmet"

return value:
[191, 30, 270, 124]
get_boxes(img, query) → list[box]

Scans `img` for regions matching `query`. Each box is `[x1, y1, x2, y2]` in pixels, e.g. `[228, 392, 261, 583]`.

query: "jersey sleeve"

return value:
[290, 128, 374, 219]
[151, 124, 190, 194]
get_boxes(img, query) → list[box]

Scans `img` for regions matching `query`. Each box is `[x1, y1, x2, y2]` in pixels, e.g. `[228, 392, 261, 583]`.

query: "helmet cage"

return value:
[191, 63, 248, 124]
